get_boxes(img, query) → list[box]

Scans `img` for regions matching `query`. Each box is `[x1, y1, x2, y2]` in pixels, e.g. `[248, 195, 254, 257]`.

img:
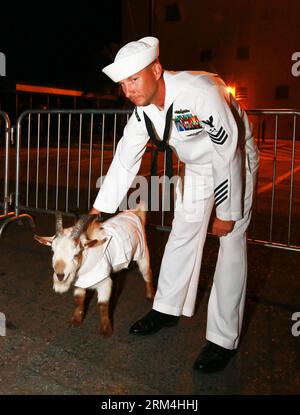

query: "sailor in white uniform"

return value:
[90, 36, 259, 373]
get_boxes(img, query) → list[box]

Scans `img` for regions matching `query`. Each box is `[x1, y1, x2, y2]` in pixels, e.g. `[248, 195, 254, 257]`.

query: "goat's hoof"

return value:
[100, 323, 113, 337]
[70, 317, 84, 328]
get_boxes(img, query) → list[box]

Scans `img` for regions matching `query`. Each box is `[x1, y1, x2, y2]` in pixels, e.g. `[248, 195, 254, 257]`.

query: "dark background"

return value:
[0, 2, 122, 91]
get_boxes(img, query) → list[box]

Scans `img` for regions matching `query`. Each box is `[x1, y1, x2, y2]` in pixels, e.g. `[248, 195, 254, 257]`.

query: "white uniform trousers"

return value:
[153, 170, 256, 350]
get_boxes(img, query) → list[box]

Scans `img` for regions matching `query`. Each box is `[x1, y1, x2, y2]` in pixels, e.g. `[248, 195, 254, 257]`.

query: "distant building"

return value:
[122, 0, 300, 110]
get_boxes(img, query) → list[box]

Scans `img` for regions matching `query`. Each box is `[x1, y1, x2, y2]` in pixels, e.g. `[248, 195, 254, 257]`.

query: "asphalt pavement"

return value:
[0, 211, 300, 396]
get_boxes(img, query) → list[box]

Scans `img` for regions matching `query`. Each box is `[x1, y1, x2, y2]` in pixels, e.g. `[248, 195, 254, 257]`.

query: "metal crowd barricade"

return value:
[156, 109, 300, 252]
[5, 110, 135, 233]
[245, 109, 300, 252]
[1, 107, 300, 252]
[0, 111, 15, 231]
[0, 111, 10, 215]
[1, 107, 180, 236]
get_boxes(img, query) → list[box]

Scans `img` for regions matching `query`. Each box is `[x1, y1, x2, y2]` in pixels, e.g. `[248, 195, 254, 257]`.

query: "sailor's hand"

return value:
[212, 218, 235, 237]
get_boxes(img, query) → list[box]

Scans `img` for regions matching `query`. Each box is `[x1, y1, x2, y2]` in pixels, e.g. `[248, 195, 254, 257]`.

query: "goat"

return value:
[34, 204, 154, 336]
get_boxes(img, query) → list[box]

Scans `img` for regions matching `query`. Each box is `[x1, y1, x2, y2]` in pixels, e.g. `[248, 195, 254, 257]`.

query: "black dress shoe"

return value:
[193, 341, 236, 373]
[129, 309, 179, 335]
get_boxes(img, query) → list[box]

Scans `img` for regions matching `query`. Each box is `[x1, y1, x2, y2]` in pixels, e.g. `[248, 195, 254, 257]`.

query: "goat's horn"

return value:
[70, 214, 96, 239]
[55, 211, 63, 235]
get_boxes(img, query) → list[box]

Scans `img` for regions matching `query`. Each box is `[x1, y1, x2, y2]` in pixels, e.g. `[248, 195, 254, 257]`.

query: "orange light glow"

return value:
[226, 86, 236, 98]
[16, 84, 83, 97]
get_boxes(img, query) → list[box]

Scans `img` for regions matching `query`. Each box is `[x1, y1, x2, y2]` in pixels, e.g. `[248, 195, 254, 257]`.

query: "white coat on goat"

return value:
[34, 205, 153, 335]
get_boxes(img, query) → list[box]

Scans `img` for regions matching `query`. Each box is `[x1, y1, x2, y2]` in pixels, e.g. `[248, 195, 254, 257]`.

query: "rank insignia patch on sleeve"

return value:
[202, 115, 228, 145]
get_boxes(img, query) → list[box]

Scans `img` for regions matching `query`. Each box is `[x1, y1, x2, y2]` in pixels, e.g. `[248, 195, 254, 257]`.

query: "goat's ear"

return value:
[83, 239, 99, 249]
[83, 237, 109, 249]
[34, 235, 54, 246]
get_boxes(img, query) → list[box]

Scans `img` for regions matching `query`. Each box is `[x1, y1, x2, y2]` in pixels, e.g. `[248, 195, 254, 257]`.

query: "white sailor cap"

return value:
[102, 36, 159, 83]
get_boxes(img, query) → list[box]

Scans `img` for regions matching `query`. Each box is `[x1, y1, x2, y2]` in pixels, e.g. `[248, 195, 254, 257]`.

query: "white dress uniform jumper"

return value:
[93, 70, 260, 350]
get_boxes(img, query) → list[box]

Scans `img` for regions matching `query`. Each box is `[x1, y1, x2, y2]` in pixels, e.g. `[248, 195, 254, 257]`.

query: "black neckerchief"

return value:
[143, 103, 174, 179]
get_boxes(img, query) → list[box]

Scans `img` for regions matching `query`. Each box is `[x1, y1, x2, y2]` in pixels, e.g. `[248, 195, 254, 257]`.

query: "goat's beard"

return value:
[53, 271, 76, 294]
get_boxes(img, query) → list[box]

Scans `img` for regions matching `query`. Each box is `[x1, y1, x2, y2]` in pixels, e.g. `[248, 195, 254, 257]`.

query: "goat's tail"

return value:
[131, 200, 147, 225]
